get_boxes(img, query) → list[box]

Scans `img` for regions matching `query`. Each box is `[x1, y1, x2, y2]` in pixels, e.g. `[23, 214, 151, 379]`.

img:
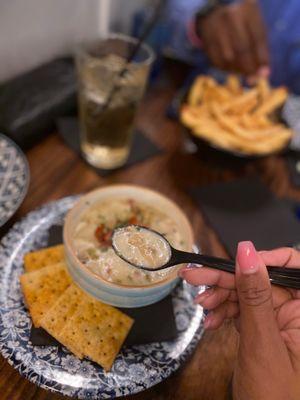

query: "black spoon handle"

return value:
[170, 250, 300, 290]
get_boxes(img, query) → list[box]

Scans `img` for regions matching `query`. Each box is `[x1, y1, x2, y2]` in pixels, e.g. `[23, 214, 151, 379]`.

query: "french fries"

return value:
[180, 75, 292, 156]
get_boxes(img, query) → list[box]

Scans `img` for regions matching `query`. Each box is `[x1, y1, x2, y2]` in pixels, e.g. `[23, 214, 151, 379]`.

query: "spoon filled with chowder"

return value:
[73, 198, 186, 286]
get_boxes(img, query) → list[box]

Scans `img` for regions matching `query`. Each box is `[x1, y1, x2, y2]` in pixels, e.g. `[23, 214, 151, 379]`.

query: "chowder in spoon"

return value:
[112, 225, 172, 270]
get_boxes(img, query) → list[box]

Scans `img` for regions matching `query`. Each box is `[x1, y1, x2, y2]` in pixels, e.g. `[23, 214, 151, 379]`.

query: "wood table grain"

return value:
[1, 80, 299, 400]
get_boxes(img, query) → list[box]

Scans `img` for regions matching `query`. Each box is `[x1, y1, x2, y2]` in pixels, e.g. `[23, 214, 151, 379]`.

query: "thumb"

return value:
[233, 246, 294, 399]
[235, 241, 275, 333]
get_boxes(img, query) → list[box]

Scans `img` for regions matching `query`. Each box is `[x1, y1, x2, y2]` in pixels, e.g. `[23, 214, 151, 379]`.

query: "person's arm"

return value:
[180, 242, 300, 400]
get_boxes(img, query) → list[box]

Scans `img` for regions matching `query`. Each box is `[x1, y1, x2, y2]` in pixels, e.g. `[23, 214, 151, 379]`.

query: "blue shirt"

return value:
[163, 0, 300, 94]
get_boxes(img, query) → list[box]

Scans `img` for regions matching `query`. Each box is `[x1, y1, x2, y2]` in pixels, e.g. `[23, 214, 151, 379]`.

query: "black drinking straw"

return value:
[102, 0, 165, 110]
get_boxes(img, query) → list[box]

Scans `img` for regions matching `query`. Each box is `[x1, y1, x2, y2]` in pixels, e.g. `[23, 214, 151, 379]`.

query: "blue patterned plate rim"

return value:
[0, 196, 204, 399]
[0, 133, 30, 227]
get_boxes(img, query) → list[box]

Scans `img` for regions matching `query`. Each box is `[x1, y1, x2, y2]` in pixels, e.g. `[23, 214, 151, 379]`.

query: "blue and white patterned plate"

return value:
[0, 133, 30, 227]
[0, 196, 204, 399]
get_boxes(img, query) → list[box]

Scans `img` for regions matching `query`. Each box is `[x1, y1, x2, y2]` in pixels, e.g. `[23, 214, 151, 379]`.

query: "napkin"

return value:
[30, 225, 178, 346]
[57, 117, 163, 177]
[190, 177, 300, 257]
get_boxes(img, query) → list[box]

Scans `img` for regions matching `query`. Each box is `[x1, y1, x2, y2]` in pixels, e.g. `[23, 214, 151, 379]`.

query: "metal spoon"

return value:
[112, 225, 300, 290]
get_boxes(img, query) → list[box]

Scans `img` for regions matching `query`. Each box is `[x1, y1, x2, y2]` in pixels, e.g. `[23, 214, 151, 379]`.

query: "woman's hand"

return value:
[180, 242, 300, 400]
[197, 0, 270, 81]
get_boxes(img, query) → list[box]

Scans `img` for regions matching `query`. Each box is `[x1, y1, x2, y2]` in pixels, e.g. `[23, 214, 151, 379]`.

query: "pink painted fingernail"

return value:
[178, 267, 198, 277]
[178, 268, 189, 277]
[237, 241, 259, 275]
[194, 288, 214, 304]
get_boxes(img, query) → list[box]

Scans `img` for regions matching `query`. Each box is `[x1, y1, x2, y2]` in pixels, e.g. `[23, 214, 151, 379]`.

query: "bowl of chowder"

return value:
[63, 185, 194, 307]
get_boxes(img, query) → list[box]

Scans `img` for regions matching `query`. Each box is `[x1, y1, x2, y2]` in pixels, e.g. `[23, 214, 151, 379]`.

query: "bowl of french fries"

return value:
[180, 75, 293, 158]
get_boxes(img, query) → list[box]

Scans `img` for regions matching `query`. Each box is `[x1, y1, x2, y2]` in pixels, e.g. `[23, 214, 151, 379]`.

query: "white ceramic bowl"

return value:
[63, 185, 194, 308]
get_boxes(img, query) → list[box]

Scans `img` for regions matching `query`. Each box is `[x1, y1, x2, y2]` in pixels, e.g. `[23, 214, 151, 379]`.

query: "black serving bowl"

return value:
[180, 89, 292, 162]
[184, 125, 291, 163]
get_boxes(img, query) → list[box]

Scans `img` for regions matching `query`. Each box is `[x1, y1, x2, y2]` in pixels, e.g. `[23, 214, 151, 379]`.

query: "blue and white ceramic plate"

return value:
[0, 196, 204, 399]
[0, 133, 30, 227]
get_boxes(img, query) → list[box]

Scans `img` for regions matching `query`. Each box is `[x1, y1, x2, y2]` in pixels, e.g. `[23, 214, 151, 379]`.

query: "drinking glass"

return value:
[76, 33, 154, 169]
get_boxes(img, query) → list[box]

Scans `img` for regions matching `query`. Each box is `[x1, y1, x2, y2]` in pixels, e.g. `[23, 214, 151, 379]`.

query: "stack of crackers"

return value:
[20, 245, 134, 371]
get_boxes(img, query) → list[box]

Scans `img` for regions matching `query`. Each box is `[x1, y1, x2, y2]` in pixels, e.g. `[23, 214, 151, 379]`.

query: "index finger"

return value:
[179, 266, 235, 289]
[260, 247, 300, 268]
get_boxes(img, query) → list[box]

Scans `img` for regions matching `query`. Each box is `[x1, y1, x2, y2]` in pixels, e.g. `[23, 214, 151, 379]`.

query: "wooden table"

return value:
[1, 78, 299, 400]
